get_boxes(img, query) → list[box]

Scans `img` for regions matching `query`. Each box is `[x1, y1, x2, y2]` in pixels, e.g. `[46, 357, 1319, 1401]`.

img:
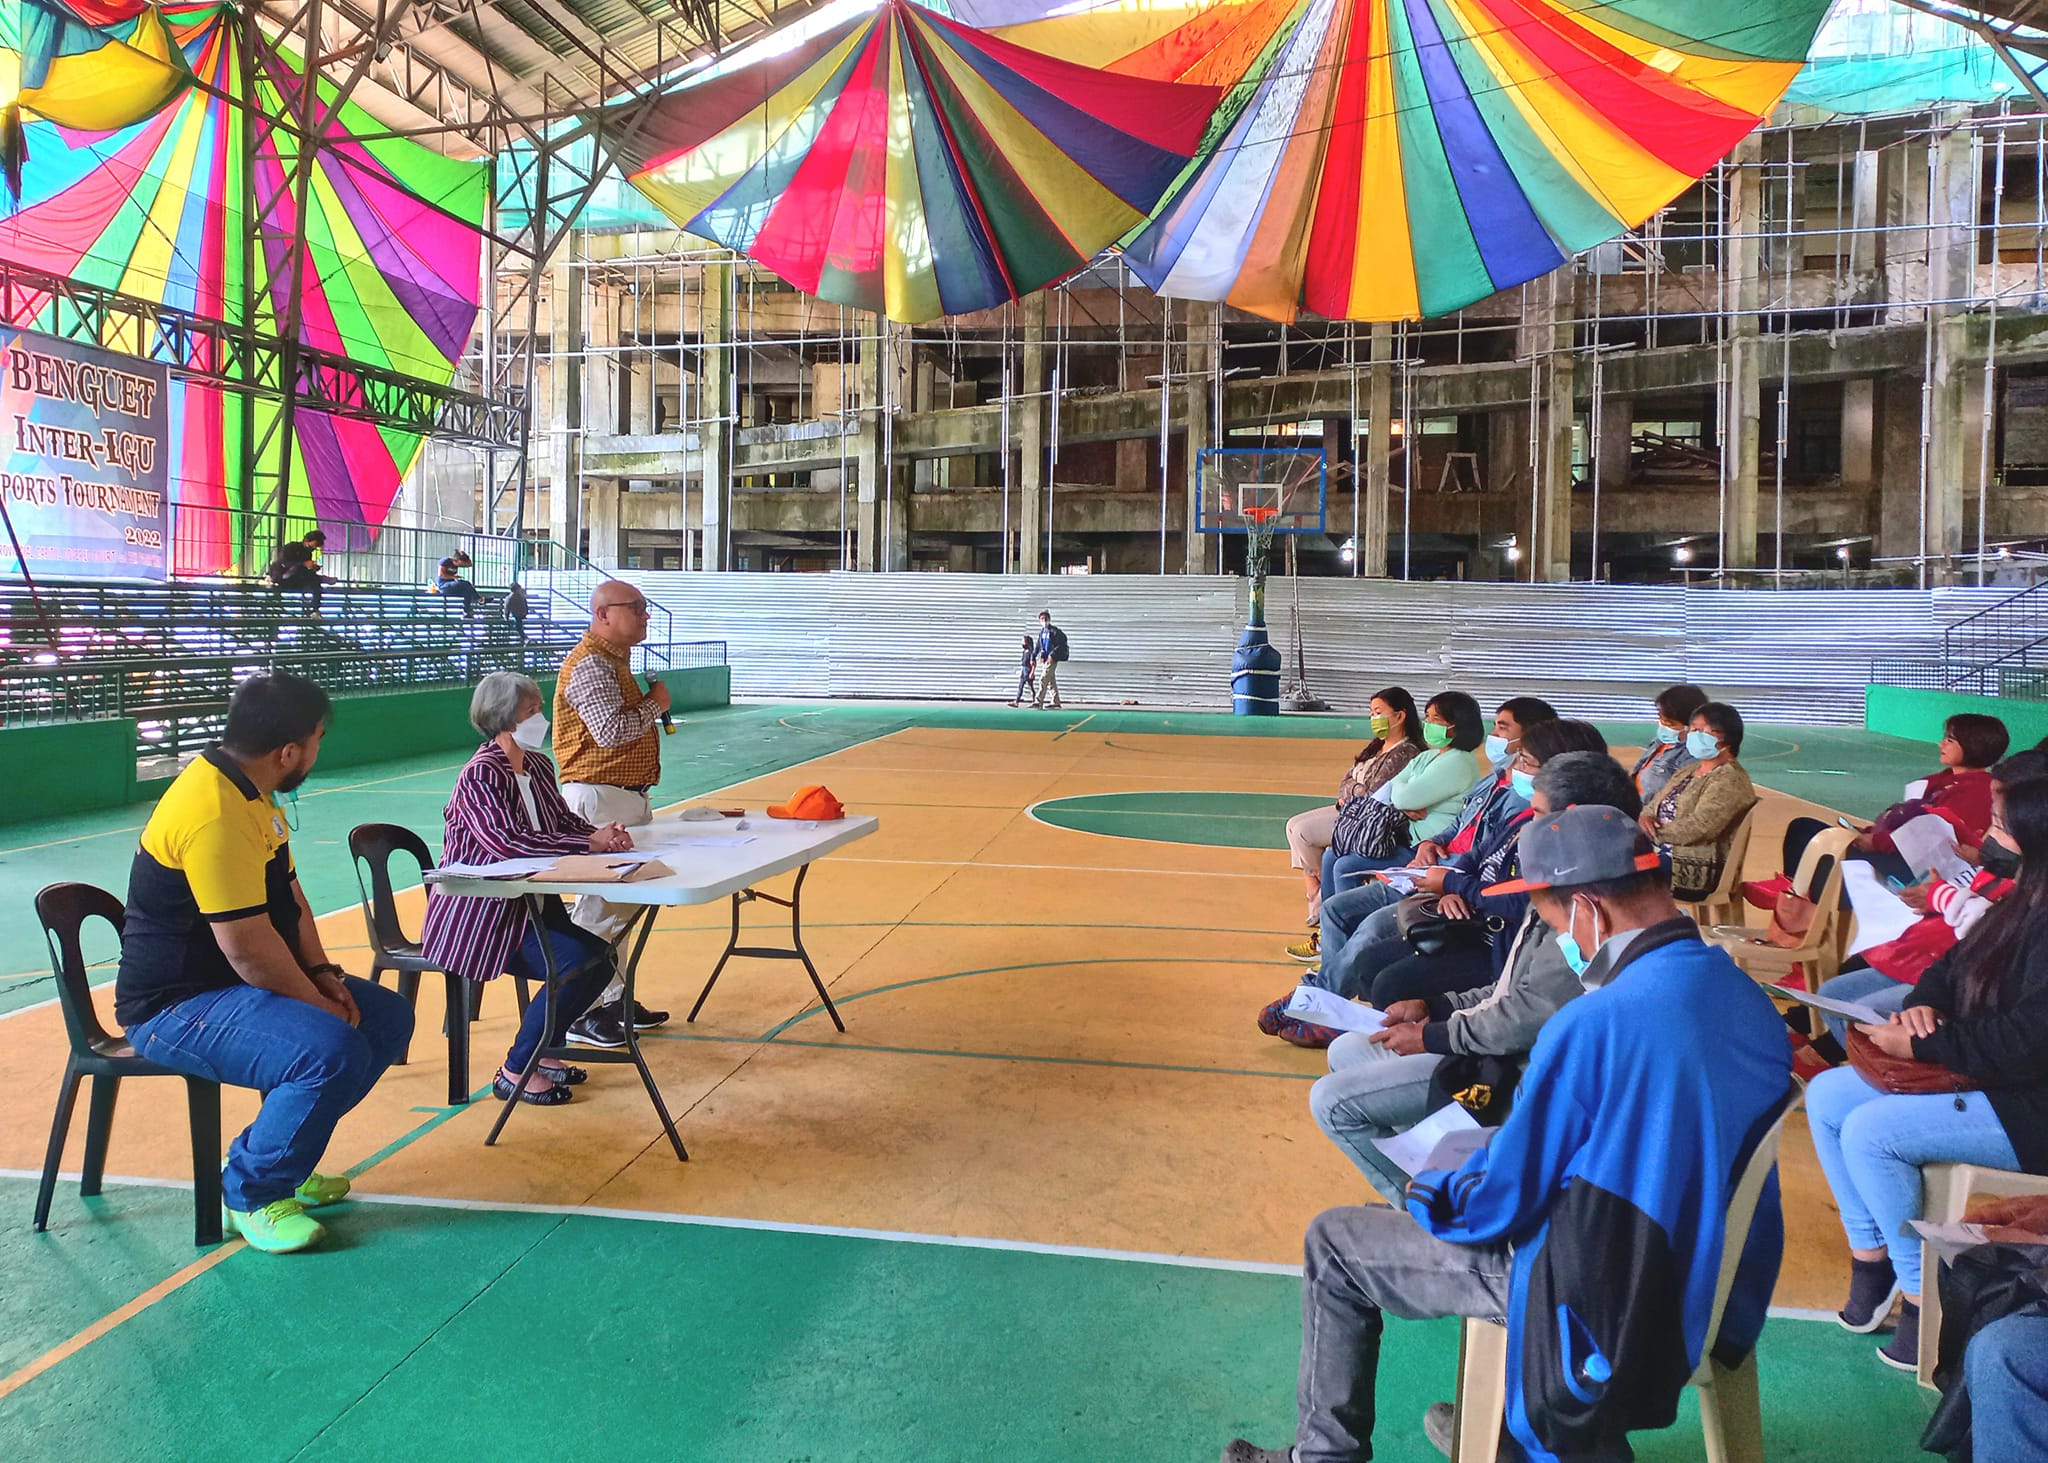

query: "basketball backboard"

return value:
[1196, 448, 1327, 534]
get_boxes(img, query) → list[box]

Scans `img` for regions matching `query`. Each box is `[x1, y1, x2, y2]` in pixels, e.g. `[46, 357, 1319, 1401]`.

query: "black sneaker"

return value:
[1838, 1255, 1902, 1333]
[1878, 1300, 1920, 1372]
[564, 1009, 628, 1049]
[1219, 1443, 1291, 1463]
[626, 999, 669, 1030]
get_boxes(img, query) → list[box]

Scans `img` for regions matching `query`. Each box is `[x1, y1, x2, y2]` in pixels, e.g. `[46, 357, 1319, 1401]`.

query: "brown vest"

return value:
[552, 631, 662, 789]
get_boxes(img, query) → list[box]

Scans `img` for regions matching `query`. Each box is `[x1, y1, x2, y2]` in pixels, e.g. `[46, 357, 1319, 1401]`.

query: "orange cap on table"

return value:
[768, 785, 845, 820]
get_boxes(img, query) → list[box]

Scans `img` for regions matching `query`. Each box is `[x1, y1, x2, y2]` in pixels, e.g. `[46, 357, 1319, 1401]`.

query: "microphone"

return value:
[647, 675, 674, 735]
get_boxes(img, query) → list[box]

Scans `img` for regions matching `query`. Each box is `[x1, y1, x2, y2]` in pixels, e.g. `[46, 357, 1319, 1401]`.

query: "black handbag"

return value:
[1428, 1052, 1523, 1126]
[1395, 895, 1489, 957]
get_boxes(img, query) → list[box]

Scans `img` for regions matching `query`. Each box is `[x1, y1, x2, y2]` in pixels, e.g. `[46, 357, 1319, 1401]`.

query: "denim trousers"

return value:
[1296, 1205, 1511, 1463]
[503, 921, 616, 1071]
[1320, 847, 1404, 905]
[1813, 966, 1913, 1047]
[1316, 882, 1403, 999]
[1805, 1065, 2021, 1294]
[1310, 1032, 1445, 1200]
[129, 977, 414, 1211]
[1967, 1312, 2048, 1461]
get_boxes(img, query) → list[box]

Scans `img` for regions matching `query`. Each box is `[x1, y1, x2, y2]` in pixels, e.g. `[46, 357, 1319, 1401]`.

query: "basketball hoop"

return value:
[1241, 506, 1281, 528]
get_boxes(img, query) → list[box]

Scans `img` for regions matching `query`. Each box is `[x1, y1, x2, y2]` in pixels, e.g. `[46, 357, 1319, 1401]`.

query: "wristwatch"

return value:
[306, 962, 345, 978]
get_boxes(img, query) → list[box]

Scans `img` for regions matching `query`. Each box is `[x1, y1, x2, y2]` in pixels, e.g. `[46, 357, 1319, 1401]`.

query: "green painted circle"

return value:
[1031, 791, 1328, 849]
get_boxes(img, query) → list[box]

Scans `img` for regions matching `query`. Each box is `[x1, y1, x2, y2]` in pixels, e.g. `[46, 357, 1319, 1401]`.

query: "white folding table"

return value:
[430, 811, 878, 1160]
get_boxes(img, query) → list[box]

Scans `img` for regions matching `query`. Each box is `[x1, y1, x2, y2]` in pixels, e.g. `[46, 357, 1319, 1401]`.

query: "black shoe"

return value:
[1838, 1255, 1902, 1333]
[1220, 1443, 1291, 1463]
[626, 999, 669, 1030]
[564, 1010, 628, 1049]
[1423, 1401, 1454, 1458]
[1878, 1301, 1921, 1371]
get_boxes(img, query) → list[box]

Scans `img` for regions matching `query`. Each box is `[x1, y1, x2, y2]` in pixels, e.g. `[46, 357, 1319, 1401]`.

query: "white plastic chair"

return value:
[1915, 1162, 2048, 1390]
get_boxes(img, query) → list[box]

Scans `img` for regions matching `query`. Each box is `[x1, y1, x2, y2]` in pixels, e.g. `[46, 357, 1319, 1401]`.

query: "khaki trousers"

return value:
[560, 782, 654, 1006]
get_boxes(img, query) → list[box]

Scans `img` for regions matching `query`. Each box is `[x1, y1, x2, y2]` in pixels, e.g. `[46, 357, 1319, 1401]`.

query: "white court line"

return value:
[0, 1168, 1847, 1320]
[840, 857, 1297, 880]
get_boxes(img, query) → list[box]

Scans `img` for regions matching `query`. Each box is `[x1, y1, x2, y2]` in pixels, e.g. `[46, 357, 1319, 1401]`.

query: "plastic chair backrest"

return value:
[1692, 1083, 1799, 1380]
[1700, 804, 1759, 906]
[34, 882, 126, 1057]
[348, 823, 433, 955]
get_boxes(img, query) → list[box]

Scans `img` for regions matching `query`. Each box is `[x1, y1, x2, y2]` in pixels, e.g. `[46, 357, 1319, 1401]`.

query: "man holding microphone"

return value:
[552, 580, 672, 1048]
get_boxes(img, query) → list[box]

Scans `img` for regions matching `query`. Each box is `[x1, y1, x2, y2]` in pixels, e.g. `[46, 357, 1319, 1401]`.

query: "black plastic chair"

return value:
[349, 822, 527, 1105]
[34, 883, 223, 1247]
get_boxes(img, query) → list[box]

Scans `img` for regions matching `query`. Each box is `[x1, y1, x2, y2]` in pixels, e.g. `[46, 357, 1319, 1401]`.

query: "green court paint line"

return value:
[758, 955, 1288, 1041]
[341, 1083, 495, 1181]
[1032, 790, 1328, 849]
[641, 1029, 1320, 1082]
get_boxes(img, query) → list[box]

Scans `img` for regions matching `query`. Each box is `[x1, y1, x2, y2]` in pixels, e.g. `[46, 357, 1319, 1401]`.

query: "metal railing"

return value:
[1872, 580, 2048, 702]
[519, 541, 682, 671]
[166, 501, 527, 590]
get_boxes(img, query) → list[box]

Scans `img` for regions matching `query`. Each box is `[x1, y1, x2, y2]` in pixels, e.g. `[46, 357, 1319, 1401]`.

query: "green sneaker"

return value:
[294, 1172, 351, 1208]
[225, 1198, 326, 1254]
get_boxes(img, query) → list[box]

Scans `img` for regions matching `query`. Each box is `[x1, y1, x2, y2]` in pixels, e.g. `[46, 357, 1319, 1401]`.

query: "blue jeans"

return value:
[1320, 847, 1403, 904]
[1805, 1065, 2020, 1294]
[1310, 1032, 1444, 1200]
[1317, 881, 1404, 999]
[129, 977, 414, 1211]
[1968, 1312, 2048, 1460]
[503, 921, 615, 1072]
[1814, 966, 1912, 1047]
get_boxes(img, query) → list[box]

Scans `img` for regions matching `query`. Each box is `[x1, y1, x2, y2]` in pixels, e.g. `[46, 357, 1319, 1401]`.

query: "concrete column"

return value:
[1534, 273, 1575, 582]
[1361, 322, 1393, 576]
[1924, 126, 1979, 583]
[1875, 373, 1924, 561]
[1596, 391, 1632, 491]
[853, 311, 884, 571]
[1722, 139, 1763, 570]
[1018, 294, 1047, 574]
[1840, 378, 1876, 492]
[699, 261, 733, 571]
[545, 246, 584, 553]
[1848, 148, 1881, 286]
[585, 480, 622, 566]
[1182, 300, 1215, 575]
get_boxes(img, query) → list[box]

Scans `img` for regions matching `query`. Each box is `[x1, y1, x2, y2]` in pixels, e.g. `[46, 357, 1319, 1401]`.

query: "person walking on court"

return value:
[552, 580, 673, 1048]
[1030, 609, 1068, 709]
[114, 673, 414, 1254]
[1010, 634, 1036, 707]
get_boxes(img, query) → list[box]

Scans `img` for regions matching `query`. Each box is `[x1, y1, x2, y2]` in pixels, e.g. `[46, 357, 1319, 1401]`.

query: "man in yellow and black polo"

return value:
[115, 673, 413, 1254]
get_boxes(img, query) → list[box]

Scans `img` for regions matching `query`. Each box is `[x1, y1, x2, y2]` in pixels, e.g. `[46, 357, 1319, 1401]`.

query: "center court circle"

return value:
[1028, 791, 1328, 849]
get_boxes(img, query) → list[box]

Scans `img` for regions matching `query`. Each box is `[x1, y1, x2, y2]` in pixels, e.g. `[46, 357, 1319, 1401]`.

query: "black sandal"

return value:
[540, 1064, 588, 1086]
[494, 1073, 573, 1105]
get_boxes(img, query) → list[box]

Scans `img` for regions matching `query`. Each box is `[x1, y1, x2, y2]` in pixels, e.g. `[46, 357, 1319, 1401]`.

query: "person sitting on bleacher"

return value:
[421, 672, 636, 1106]
[1631, 682, 1709, 799]
[431, 555, 479, 614]
[1222, 807, 1794, 1463]
[1307, 749, 1640, 1200]
[1809, 773, 2048, 1373]
[1636, 700, 1756, 902]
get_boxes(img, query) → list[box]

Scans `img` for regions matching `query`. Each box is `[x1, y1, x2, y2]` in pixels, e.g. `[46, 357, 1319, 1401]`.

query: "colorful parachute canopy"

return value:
[618, 0, 1224, 323]
[1044, 0, 1834, 322]
[0, 2, 487, 572]
[0, 0, 189, 195]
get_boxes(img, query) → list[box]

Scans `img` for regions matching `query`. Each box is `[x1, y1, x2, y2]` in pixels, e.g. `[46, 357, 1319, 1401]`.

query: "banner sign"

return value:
[0, 327, 171, 581]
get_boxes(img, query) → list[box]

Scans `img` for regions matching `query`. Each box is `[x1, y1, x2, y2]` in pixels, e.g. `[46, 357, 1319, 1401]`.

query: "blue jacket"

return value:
[1442, 773, 1529, 856]
[1406, 921, 1792, 1462]
[1440, 806, 1535, 981]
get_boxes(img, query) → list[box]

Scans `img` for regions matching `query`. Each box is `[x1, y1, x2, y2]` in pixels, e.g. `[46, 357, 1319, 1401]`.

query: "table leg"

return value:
[616, 906, 688, 1161]
[685, 864, 844, 1033]
[484, 893, 560, 1148]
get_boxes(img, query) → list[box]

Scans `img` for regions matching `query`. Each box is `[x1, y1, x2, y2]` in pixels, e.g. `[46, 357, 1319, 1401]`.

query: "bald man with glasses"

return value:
[550, 581, 673, 1048]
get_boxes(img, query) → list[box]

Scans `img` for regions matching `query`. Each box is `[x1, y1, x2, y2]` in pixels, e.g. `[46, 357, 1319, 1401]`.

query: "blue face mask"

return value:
[1556, 932, 1588, 976]
[1655, 724, 1682, 746]
[1485, 734, 1511, 765]
[1510, 768, 1535, 800]
[1684, 729, 1721, 761]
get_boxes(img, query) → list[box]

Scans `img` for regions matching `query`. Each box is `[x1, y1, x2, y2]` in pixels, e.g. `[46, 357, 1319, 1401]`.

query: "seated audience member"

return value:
[1318, 692, 1487, 897]
[1783, 712, 2010, 884]
[1285, 688, 1425, 958]
[1809, 749, 2048, 1052]
[1919, 1194, 2048, 1462]
[421, 672, 637, 1106]
[1309, 749, 1641, 1197]
[1809, 771, 2048, 1371]
[1632, 683, 1709, 799]
[432, 556, 479, 612]
[1310, 721, 1612, 1019]
[1483, 696, 1558, 773]
[115, 673, 414, 1254]
[1223, 807, 1794, 1463]
[1638, 700, 1757, 902]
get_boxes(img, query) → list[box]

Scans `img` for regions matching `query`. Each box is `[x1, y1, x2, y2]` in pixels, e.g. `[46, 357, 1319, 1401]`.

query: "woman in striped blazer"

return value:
[421, 672, 636, 1105]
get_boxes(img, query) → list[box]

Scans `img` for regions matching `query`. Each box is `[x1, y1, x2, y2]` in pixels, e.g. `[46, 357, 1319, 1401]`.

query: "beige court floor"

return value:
[0, 725, 1855, 1307]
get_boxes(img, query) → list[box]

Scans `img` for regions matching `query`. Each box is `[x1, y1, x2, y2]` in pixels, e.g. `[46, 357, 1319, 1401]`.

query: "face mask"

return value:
[1684, 730, 1721, 761]
[1485, 734, 1510, 764]
[1655, 724, 1682, 746]
[1562, 895, 1606, 984]
[512, 713, 550, 751]
[1369, 713, 1391, 737]
[1510, 768, 1536, 800]
[1424, 722, 1452, 749]
[1556, 932, 1589, 977]
[1981, 837, 2021, 879]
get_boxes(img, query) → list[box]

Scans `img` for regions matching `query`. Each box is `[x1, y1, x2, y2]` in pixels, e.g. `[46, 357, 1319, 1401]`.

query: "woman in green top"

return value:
[1322, 691, 1488, 899]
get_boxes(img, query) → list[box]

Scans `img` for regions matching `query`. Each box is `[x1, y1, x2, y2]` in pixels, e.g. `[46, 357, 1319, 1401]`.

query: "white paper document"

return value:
[1903, 779, 1930, 802]
[1282, 985, 1386, 1035]
[1372, 1102, 1491, 1178]
[1771, 985, 1888, 1027]
[428, 857, 564, 880]
[1841, 862, 1920, 956]
[1890, 813, 1965, 881]
[1375, 869, 1423, 893]
[1909, 1220, 1994, 1264]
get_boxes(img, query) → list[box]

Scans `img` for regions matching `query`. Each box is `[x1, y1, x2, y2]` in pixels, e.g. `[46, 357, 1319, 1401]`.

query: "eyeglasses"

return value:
[601, 601, 650, 617]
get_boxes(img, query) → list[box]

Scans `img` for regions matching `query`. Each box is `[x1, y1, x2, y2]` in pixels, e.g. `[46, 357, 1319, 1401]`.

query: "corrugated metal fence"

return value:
[529, 572, 2013, 726]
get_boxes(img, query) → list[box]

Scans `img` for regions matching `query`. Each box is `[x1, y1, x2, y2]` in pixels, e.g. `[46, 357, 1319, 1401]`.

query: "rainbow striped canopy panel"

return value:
[1006, 0, 1832, 322]
[0, 1, 488, 570]
[619, 0, 1224, 323]
[1, 0, 189, 194]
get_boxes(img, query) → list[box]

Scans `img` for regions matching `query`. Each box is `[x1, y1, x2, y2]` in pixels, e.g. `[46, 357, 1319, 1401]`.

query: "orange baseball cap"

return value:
[768, 785, 845, 820]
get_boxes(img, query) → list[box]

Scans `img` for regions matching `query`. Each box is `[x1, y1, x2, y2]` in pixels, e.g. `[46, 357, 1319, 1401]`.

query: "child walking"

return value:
[1009, 635, 1035, 707]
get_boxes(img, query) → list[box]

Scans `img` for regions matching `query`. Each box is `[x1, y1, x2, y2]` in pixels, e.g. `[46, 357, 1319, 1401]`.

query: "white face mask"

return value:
[511, 713, 549, 750]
